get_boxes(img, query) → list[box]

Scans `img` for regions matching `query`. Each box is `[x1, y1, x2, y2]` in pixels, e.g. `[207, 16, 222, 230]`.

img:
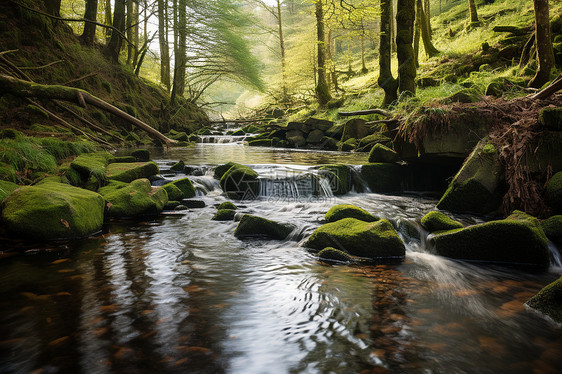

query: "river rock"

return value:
[220, 164, 259, 200]
[286, 122, 308, 133]
[98, 178, 168, 218]
[217, 201, 237, 210]
[318, 247, 354, 263]
[368, 143, 400, 163]
[541, 215, 562, 247]
[319, 164, 352, 195]
[429, 211, 550, 269]
[71, 152, 114, 180]
[304, 117, 334, 132]
[437, 139, 503, 214]
[1, 181, 105, 240]
[181, 199, 206, 208]
[341, 118, 370, 141]
[131, 149, 150, 162]
[212, 209, 236, 221]
[306, 129, 325, 144]
[526, 276, 562, 323]
[214, 162, 238, 180]
[318, 136, 340, 151]
[0, 180, 19, 201]
[325, 204, 378, 223]
[421, 211, 464, 232]
[360, 163, 403, 193]
[234, 214, 295, 240]
[106, 161, 159, 183]
[546, 172, 562, 214]
[325, 124, 344, 140]
[248, 139, 273, 147]
[162, 183, 183, 201]
[163, 178, 196, 199]
[340, 138, 356, 151]
[170, 160, 185, 172]
[358, 133, 393, 149]
[305, 218, 406, 260]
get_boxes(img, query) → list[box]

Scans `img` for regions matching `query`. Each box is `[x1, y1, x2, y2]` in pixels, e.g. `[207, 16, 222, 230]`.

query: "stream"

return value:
[0, 139, 561, 373]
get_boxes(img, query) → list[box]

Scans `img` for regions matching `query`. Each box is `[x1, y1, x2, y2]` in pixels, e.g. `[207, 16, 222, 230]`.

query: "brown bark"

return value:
[396, 0, 417, 94]
[157, 0, 171, 91]
[418, 0, 439, 57]
[529, 0, 555, 88]
[104, 0, 112, 43]
[105, 0, 126, 63]
[379, 0, 398, 106]
[315, 0, 332, 107]
[277, 0, 288, 99]
[80, 0, 98, 46]
[468, 0, 479, 24]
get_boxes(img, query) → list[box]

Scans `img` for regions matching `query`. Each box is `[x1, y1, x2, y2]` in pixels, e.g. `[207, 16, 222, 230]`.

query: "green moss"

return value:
[214, 162, 238, 180]
[546, 172, 562, 214]
[1, 181, 105, 240]
[25, 104, 49, 120]
[526, 276, 562, 323]
[0, 180, 19, 201]
[368, 143, 400, 163]
[421, 211, 464, 232]
[542, 215, 562, 247]
[306, 218, 406, 260]
[359, 133, 392, 148]
[162, 183, 184, 201]
[0, 162, 17, 183]
[318, 247, 354, 263]
[131, 149, 150, 162]
[360, 163, 403, 193]
[212, 209, 236, 221]
[98, 179, 168, 218]
[106, 161, 159, 183]
[220, 164, 259, 200]
[170, 160, 185, 172]
[217, 201, 237, 210]
[0, 129, 24, 140]
[319, 164, 351, 195]
[248, 139, 273, 147]
[163, 178, 196, 199]
[325, 204, 378, 223]
[340, 138, 356, 151]
[234, 214, 295, 239]
[71, 152, 114, 181]
[57, 163, 82, 186]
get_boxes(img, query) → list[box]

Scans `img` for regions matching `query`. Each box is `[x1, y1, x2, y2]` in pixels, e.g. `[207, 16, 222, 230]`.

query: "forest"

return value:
[0, 0, 562, 373]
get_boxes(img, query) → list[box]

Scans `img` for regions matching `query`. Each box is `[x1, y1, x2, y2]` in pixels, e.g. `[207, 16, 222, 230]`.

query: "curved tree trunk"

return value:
[80, 0, 98, 46]
[529, 0, 555, 88]
[315, 0, 332, 107]
[396, 0, 417, 94]
[105, 0, 126, 63]
[418, 0, 439, 57]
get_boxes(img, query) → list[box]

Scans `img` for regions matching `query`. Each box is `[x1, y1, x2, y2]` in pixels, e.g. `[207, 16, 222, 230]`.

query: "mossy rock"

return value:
[71, 152, 114, 181]
[538, 107, 562, 132]
[170, 160, 185, 172]
[131, 149, 150, 162]
[430, 211, 550, 268]
[359, 133, 392, 148]
[340, 138, 356, 151]
[325, 204, 378, 223]
[319, 164, 351, 195]
[164, 201, 180, 210]
[441, 89, 482, 104]
[305, 218, 405, 260]
[545, 172, 562, 214]
[0, 162, 17, 183]
[0, 180, 19, 201]
[214, 161, 238, 180]
[248, 139, 273, 147]
[98, 179, 168, 218]
[341, 118, 370, 141]
[421, 211, 464, 232]
[106, 161, 159, 183]
[318, 247, 354, 264]
[111, 156, 137, 163]
[232, 129, 245, 136]
[220, 164, 259, 200]
[234, 214, 295, 240]
[368, 143, 400, 163]
[526, 276, 562, 323]
[217, 201, 237, 210]
[360, 163, 403, 193]
[396, 218, 422, 242]
[162, 183, 184, 201]
[319, 136, 340, 151]
[1, 181, 104, 240]
[163, 178, 196, 199]
[212, 209, 236, 221]
[541, 215, 562, 247]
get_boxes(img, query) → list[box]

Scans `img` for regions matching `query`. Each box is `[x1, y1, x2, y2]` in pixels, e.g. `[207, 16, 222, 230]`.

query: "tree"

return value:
[378, 0, 398, 106]
[105, 0, 126, 63]
[43, 0, 61, 17]
[171, 0, 188, 105]
[157, 0, 171, 91]
[103, 0, 112, 43]
[529, 0, 555, 88]
[417, 0, 439, 57]
[396, 0, 416, 94]
[80, 0, 98, 46]
[467, 0, 479, 25]
[315, 0, 332, 106]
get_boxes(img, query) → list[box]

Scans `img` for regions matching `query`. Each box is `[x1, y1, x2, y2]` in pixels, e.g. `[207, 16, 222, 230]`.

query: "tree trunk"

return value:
[379, 0, 398, 106]
[468, 0, 479, 24]
[157, 0, 171, 91]
[361, 25, 368, 74]
[396, 0, 417, 94]
[105, 0, 126, 63]
[126, 0, 134, 65]
[104, 0, 112, 43]
[424, 0, 432, 37]
[414, 1, 420, 67]
[171, 0, 187, 105]
[391, 0, 397, 53]
[529, 0, 555, 88]
[418, 0, 439, 57]
[277, 0, 288, 100]
[315, 0, 332, 107]
[80, 0, 98, 46]
[132, 1, 139, 67]
[43, 0, 61, 17]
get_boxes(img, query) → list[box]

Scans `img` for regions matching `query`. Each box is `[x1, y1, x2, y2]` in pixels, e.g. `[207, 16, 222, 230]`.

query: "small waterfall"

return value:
[350, 165, 370, 193]
[548, 241, 562, 269]
[258, 172, 334, 199]
[197, 135, 248, 144]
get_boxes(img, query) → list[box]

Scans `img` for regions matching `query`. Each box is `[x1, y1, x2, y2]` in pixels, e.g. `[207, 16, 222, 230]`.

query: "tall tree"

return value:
[80, 0, 98, 46]
[315, 0, 332, 106]
[105, 0, 126, 63]
[277, 0, 288, 100]
[43, 0, 61, 17]
[418, 0, 439, 57]
[104, 0, 112, 43]
[378, 0, 398, 106]
[529, 0, 555, 88]
[157, 0, 171, 91]
[467, 0, 479, 25]
[171, 0, 188, 105]
[126, 0, 134, 65]
[396, 0, 416, 94]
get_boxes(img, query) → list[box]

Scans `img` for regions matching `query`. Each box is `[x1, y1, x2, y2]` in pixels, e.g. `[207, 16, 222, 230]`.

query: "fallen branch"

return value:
[209, 119, 269, 124]
[0, 74, 177, 146]
[19, 60, 64, 70]
[63, 72, 98, 86]
[338, 109, 392, 117]
[529, 74, 562, 100]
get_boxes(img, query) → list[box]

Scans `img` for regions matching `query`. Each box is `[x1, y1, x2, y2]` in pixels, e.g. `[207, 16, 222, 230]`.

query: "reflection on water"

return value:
[1, 145, 561, 374]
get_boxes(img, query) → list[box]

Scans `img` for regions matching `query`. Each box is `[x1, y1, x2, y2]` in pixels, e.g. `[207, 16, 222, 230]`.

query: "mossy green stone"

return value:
[111, 156, 137, 163]
[248, 139, 273, 147]
[71, 152, 114, 180]
[538, 107, 562, 131]
[98, 179, 168, 218]
[545, 172, 562, 214]
[360, 163, 403, 193]
[220, 164, 259, 200]
[1, 181, 104, 239]
[541, 215, 562, 247]
[212, 209, 236, 221]
[162, 183, 183, 201]
[214, 161, 238, 180]
[421, 211, 464, 232]
[234, 214, 295, 240]
[320, 164, 351, 195]
[526, 276, 562, 323]
[131, 149, 150, 162]
[430, 212, 550, 268]
[359, 133, 392, 148]
[164, 178, 195, 199]
[368, 143, 400, 163]
[306, 218, 406, 260]
[325, 204, 378, 223]
[0, 162, 16, 183]
[106, 161, 159, 183]
[217, 201, 237, 210]
[0, 180, 19, 201]
[340, 138, 356, 151]
[318, 247, 354, 263]
[170, 160, 185, 172]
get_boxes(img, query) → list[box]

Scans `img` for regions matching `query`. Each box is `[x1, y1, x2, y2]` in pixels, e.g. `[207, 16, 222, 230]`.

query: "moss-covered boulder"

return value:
[526, 276, 562, 323]
[212, 209, 236, 221]
[0, 180, 19, 201]
[234, 214, 295, 240]
[162, 178, 196, 199]
[421, 211, 464, 232]
[131, 149, 150, 162]
[0, 162, 16, 183]
[430, 211, 550, 268]
[217, 201, 237, 210]
[98, 179, 168, 218]
[249, 139, 273, 147]
[305, 218, 406, 260]
[319, 164, 351, 195]
[360, 163, 403, 193]
[541, 215, 562, 247]
[437, 139, 504, 214]
[545, 172, 562, 214]
[318, 247, 354, 263]
[368, 144, 400, 163]
[538, 107, 562, 131]
[1, 181, 104, 240]
[71, 152, 114, 180]
[220, 164, 259, 200]
[170, 160, 185, 172]
[214, 161, 238, 180]
[162, 183, 184, 201]
[325, 204, 378, 223]
[341, 118, 370, 141]
[340, 138, 357, 151]
[106, 161, 159, 183]
[358, 133, 393, 149]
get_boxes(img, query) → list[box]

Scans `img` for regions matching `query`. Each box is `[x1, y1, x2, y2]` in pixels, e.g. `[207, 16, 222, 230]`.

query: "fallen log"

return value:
[0, 74, 177, 145]
[338, 109, 392, 117]
[209, 119, 269, 124]
[529, 74, 562, 100]
[492, 25, 531, 35]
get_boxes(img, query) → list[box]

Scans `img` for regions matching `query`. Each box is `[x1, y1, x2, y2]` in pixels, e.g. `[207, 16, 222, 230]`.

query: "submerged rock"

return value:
[360, 163, 403, 193]
[99, 178, 168, 218]
[546, 172, 562, 215]
[305, 218, 406, 260]
[430, 211, 550, 268]
[368, 143, 401, 163]
[526, 276, 562, 324]
[217, 201, 237, 210]
[170, 160, 185, 172]
[106, 161, 159, 183]
[181, 199, 206, 208]
[212, 209, 236, 221]
[318, 247, 354, 264]
[220, 164, 259, 200]
[163, 178, 196, 199]
[421, 211, 464, 232]
[234, 214, 295, 240]
[131, 149, 150, 162]
[1, 181, 104, 240]
[325, 204, 378, 223]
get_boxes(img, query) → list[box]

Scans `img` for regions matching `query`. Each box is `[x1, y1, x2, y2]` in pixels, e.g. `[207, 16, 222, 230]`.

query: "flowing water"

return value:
[0, 141, 561, 374]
